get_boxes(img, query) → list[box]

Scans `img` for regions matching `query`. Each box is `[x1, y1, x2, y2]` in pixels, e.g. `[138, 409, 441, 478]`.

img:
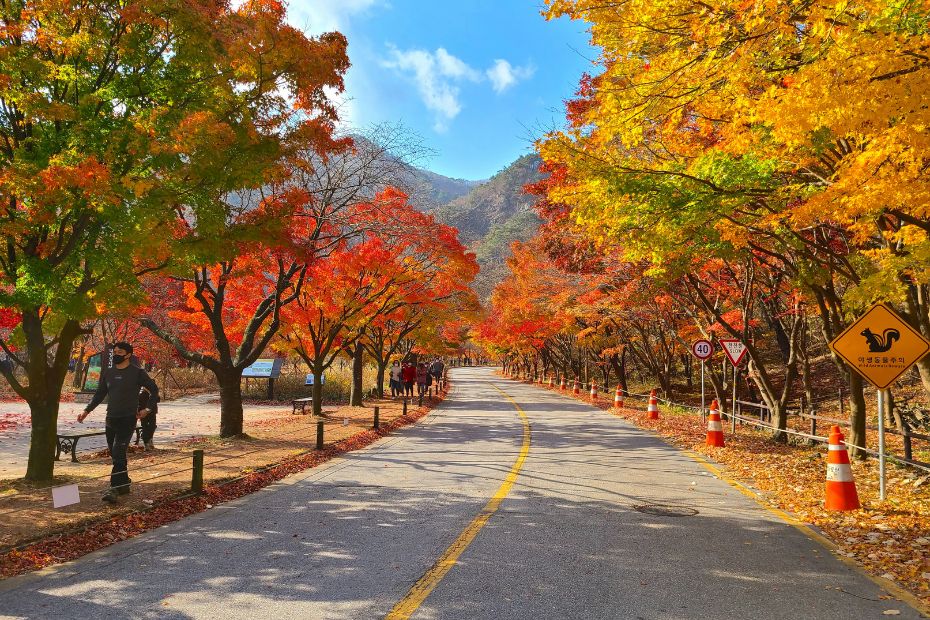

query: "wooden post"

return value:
[403, 399, 408, 416]
[316, 419, 324, 450]
[191, 449, 204, 494]
[374, 406, 380, 430]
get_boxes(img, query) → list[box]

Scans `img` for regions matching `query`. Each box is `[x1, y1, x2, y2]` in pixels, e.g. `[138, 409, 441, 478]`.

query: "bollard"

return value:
[403, 399, 408, 416]
[191, 449, 204, 494]
[316, 419, 324, 450]
[418, 394, 423, 407]
[374, 406, 380, 430]
[429, 387, 433, 399]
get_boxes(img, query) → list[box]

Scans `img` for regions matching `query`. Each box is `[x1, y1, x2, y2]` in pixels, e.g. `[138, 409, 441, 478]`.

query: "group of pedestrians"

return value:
[74, 341, 451, 506]
[389, 358, 445, 398]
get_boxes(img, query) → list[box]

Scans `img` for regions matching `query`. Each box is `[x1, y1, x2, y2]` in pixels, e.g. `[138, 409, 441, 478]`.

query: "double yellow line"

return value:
[386, 385, 531, 619]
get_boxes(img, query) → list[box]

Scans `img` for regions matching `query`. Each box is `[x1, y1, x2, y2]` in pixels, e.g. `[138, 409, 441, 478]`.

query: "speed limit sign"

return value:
[692, 339, 713, 360]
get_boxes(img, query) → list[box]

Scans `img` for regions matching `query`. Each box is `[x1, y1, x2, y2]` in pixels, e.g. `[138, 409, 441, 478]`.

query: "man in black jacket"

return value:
[78, 342, 160, 503]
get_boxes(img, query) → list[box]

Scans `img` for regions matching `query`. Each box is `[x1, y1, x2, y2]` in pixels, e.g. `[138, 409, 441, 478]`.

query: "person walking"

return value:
[402, 361, 416, 398]
[78, 342, 160, 503]
[429, 357, 445, 388]
[389, 360, 403, 398]
[416, 362, 428, 397]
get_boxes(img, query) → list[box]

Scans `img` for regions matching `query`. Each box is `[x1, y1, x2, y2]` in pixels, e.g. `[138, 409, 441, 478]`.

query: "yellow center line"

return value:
[385, 384, 531, 620]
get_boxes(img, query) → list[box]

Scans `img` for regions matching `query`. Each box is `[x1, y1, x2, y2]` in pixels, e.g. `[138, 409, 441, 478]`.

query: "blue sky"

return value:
[287, 1, 595, 180]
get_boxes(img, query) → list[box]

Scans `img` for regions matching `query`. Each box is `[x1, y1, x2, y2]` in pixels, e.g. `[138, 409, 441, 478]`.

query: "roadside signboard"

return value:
[242, 358, 283, 379]
[829, 303, 930, 389]
[691, 339, 713, 361]
[304, 373, 326, 386]
[829, 302, 930, 502]
[720, 339, 748, 366]
[83, 352, 103, 391]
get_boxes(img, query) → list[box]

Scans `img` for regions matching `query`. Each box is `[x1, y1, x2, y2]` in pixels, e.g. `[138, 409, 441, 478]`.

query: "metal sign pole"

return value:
[877, 389, 886, 501]
[732, 363, 737, 433]
[701, 360, 706, 423]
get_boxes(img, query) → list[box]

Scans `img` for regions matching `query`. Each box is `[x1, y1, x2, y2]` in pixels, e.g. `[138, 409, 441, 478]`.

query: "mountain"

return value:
[409, 169, 482, 209]
[433, 154, 545, 299]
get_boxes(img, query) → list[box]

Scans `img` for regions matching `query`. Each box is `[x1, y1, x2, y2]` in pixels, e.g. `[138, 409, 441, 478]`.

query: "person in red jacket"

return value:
[401, 361, 416, 398]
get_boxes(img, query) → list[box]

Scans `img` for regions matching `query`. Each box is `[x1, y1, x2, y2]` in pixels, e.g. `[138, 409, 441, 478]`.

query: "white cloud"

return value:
[381, 45, 537, 132]
[435, 48, 482, 81]
[381, 46, 482, 132]
[288, 0, 384, 35]
[486, 59, 536, 94]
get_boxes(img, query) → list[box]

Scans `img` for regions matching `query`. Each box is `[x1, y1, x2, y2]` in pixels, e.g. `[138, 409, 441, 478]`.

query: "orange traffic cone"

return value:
[590, 382, 598, 400]
[560, 378, 566, 391]
[647, 389, 660, 419]
[549, 377, 554, 388]
[825, 425, 860, 511]
[706, 400, 724, 447]
[573, 380, 580, 395]
[614, 386, 624, 409]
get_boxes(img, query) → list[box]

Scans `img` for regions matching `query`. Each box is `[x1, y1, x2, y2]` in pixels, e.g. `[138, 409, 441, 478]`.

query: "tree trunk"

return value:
[312, 370, 324, 416]
[218, 371, 245, 437]
[375, 362, 387, 398]
[19, 316, 83, 482]
[25, 397, 59, 482]
[848, 372, 867, 460]
[71, 343, 86, 389]
[350, 345, 364, 406]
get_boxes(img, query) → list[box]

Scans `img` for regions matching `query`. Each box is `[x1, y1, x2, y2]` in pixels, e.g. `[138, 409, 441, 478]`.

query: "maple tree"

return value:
[0, 0, 349, 480]
[501, 0, 930, 454]
[280, 188, 478, 414]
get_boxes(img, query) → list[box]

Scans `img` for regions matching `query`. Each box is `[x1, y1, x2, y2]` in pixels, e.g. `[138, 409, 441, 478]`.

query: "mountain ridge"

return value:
[427, 154, 545, 299]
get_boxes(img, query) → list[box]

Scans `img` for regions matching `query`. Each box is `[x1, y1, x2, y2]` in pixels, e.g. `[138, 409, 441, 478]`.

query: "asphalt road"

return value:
[0, 367, 921, 619]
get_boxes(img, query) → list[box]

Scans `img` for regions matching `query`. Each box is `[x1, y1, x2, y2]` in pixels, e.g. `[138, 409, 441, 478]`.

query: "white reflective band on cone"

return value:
[826, 463, 854, 482]
[708, 421, 723, 432]
[828, 444, 847, 451]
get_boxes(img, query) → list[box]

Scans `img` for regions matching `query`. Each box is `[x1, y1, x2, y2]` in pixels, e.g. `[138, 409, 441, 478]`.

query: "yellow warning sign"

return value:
[829, 303, 930, 389]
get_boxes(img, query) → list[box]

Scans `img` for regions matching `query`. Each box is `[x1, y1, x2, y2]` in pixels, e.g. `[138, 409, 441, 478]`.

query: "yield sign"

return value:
[720, 339, 747, 366]
[829, 302, 930, 389]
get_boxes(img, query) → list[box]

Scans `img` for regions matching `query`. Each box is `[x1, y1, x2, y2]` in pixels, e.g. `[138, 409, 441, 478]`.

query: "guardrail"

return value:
[510, 371, 930, 475]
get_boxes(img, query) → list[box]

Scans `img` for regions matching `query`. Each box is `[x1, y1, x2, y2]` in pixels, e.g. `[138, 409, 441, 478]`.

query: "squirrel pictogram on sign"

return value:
[860, 328, 900, 353]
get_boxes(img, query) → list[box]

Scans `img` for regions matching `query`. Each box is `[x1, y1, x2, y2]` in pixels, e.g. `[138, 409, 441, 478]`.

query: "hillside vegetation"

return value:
[434, 154, 544, 298]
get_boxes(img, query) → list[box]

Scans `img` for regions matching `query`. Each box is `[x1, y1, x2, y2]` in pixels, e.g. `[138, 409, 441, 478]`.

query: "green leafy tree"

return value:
[0, 0, 348, 481]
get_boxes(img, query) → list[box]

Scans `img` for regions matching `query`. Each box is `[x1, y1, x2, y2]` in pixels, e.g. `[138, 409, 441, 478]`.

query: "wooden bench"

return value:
[56, 427, 143, 463]
[292, 397, 314, 415]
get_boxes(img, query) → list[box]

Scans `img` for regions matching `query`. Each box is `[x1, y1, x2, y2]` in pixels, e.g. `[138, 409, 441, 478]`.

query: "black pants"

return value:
[404, 381, 413, 396]
[105, 416, 135, 490]
[140, 410, 157, 443]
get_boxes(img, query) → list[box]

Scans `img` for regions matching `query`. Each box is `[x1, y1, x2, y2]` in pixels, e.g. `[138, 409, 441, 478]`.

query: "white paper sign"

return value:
[51, 483, 81, 508]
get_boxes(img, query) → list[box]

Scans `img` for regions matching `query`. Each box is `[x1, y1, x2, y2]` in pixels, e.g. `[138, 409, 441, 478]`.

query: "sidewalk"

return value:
[0, 395, 288, 479]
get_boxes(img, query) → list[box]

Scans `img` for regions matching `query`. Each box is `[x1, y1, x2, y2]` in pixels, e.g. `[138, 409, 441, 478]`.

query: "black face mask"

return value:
[112, 354, 127, 365]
